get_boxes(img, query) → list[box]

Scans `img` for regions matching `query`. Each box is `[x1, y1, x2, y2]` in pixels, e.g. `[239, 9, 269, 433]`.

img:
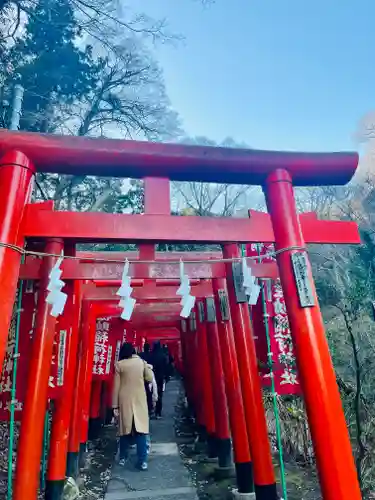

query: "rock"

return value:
[63, 477, 80, 500]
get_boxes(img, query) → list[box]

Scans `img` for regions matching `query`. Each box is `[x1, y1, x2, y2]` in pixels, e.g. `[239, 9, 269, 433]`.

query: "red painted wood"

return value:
[14, 239, 64, 500]
[265, 169, 361, 500]
[21, 210, 273, 242]
[81, 300, 180, 329]
[68, 301, 94, 456]
[21, 208, 360, 244]
[224, 244, 276, 486]
[213, 278, 251, 464]
[0, 284, 36, 421]
[48, 280, 82, 482]
[79, 304, 98, 445]
[78, 251, 224, 261]
[0, 130, 358, 185]
[20, 257, 278, 280]
[89, 380, 102, 419]
[205, 300, 231, 441]
[0, 151, 35, 372]
[144, 177, 170, 214]
[196, 299, 216, 436]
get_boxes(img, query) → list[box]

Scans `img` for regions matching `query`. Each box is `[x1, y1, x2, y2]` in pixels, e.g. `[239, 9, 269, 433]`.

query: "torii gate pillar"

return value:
[0, 151, 35, 371]
[264, 169, 361, 500]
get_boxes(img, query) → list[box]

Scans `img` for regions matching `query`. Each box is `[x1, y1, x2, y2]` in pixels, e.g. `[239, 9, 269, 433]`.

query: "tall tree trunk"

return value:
[343, 311, 365, 488]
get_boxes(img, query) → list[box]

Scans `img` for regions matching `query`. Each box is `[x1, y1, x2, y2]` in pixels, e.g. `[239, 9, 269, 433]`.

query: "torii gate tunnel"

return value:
[0, 130, 363, 500]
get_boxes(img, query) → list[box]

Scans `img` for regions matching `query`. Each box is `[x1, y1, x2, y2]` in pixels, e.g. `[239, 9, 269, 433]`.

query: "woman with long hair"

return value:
[112, 342, 153, 470]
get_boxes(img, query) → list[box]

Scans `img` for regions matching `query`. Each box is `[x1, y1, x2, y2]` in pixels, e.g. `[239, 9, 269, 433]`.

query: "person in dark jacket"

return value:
[140, 343, 153, 364]
[149, 341, 168, 418]
[162, 344, 175, 378]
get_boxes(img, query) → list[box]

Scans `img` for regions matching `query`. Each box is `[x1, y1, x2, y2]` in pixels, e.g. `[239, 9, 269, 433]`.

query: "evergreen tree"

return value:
[6, 0, 97, 132]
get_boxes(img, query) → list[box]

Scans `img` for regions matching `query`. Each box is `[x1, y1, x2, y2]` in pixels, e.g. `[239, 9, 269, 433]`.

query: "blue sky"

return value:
[128, 1, 375, 153]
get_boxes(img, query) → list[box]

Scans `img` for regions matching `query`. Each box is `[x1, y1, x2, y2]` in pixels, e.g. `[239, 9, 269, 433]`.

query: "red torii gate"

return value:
[0, 130, 362, 500]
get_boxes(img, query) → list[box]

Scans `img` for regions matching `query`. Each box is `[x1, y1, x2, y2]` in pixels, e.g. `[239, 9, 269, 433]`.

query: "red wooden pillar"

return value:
[184, 316, 196, 407]
[196, 298, 217, 457]
[212, 278, 253, 495]
[188, 311, 202, 423]
[88, 380, 103, 439]
[46, 279, 82, 500]
[144, 177, 170, 214]
[100, 381, 107, 422]
[223, 244, 277, 499]
[79, 305, 97, 458]
[14, 238, 64, 500]
[66, 301, 93, 478]
[204, 296, 232, 472]
[104, 376, 114, 424]
[181, 319, 193, 404]
[128, 329, 136, 346]
[180, 320, 188, 379]
[0, 150, 35, 372]
[90, 381, 102, 419]
[264, 169, 361, 500]
[176, 340, 183, 374]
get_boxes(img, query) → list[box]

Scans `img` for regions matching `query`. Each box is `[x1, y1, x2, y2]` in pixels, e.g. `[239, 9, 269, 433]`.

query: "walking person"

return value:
[149, 341, 169, 419]
[140, 342, 153, 364]
[162, 344, 175, 379]
[112, 342, 154, 471]
[141, 343, 158, 417]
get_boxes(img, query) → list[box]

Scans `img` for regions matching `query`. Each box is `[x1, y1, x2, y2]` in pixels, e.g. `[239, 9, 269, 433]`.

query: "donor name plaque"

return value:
[291, 251, 315, 308]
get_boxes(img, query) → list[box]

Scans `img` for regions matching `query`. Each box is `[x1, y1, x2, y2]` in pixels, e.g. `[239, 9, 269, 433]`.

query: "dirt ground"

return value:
[68, 387, 323, 500]
[0, 387, 322, 500]
[174, 392, 322, 500]
[78, 426, 117, 500]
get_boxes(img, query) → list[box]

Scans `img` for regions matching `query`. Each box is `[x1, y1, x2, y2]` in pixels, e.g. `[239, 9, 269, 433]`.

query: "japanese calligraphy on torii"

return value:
[93, 317, 110, 376]
[273, 280, 298, 386]
[0, 288, 24, 417]
[248, 242, 300, 392]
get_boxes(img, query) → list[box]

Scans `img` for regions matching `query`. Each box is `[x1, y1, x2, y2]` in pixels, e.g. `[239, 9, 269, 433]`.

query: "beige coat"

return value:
[112, 355, 153, 435]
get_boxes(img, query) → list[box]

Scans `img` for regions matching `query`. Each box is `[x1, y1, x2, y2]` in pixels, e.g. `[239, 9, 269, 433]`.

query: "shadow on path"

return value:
[105, 379, 198, 500]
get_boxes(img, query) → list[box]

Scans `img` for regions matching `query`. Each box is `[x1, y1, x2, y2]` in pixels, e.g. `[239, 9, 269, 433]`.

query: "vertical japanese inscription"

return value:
[189, 312, 197, 332]
[197, 301, 205, 323]
[291, 252, 315, 308]
[232, 261, 247, 303]
[57, 329, 67, 386]
[218, 290, 230, 321]
[106, 345, 113, 375]
[206, 298, 216, 323]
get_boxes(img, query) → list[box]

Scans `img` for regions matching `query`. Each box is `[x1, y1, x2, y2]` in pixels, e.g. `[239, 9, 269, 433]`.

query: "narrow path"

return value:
[105, 380, 198, 500]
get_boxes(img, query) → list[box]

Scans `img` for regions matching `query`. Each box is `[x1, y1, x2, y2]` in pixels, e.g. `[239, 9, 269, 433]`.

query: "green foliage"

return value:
[6, 0, 97, 132]
[1, 0, 181, 214]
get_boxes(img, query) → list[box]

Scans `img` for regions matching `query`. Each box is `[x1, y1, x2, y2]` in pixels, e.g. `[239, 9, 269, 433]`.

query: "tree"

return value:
[313, 238, 375, 495]
[3, 0, 180, 214]
[172, 136, 261, 217]
[63, 38, 180, 140]
[34, 174, 144, 213]
[0, 0, 214, 61]
[5, 0, 97, 133]
[0, 0, 175, 58]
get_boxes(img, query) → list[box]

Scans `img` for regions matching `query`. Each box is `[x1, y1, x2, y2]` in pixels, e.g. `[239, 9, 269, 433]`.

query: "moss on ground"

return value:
[78, 426, 118, 500]
[175, 389, 322, 500]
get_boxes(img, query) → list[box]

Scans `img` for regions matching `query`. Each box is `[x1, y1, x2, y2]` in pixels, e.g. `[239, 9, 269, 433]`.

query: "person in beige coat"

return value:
[112, 343, 153, 470]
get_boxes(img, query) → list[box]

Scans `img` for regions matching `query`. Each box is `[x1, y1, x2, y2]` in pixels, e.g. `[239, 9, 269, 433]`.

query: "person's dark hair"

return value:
[119, 342, 135, 360]
[153, 341, 161, 352]
[143, 343, 150, 353]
